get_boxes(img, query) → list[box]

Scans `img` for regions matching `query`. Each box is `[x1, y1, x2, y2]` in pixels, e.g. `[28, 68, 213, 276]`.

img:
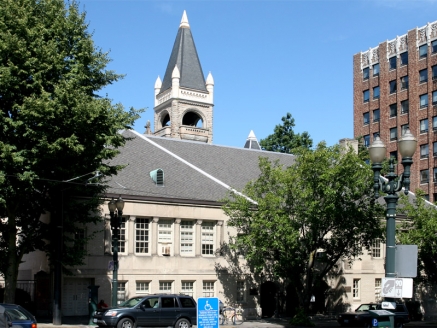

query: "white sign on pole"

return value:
[381, 278, 413, 298]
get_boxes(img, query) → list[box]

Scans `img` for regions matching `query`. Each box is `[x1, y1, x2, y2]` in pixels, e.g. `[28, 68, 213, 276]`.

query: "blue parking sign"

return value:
[372, 318, 378, 327]
[197, 297, 219, 328]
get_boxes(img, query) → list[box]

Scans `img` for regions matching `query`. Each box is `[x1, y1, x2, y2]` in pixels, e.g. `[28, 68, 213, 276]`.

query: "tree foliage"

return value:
[398, 191, 437, 284]
[223, 143, 384, 312]
[0, 0, 142, 302]
[260, 112, 313, 153]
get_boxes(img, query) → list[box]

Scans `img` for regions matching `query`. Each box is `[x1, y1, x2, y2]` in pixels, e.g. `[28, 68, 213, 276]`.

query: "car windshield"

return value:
[5, 309, 32, 321]
[356, 304, 378, 312]
[118, 297, 143, 308]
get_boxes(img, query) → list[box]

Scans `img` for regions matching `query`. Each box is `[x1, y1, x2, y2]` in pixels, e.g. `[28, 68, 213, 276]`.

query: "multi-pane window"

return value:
[432, 40, 437, 53]
[373, 86, 380, 99]
[390, 104, 397, 117]
[389, 56, 396, 69]
[373, 63, 380, 76]
[353, 279, 360, 298]
[390, 151, 397, 161]
[420, 94, 428, 108]
[203, 281, 215, 297]
[363, 135, 370, 147]
[421, 169, 429, 183]
[419, 44, 428, 58]
[159, 281, 173, 293]
[390, 128, 397, 141]
[433, 117, 437, 131]
[373, 109, 380, 122]
[181, 281, 194, 297]
[389, 80, 397, 94]
[136, 281, 150, 294]
[158, 220, 172, 243]
[363, 90, 370, 103]
[420, 118, 429, 133]
[401, 100, 409, 114]
[421, 144, 429, 159]
[180, 221, 194, 255]
[419, 69, 428, 83]
[135, 218, 149, 254]
[400, 76, 408, 90]
[424, 194, 430, 201]
[433, 91, 437, 105]
[373, 132, 379, 141]
[237, 281, 245, 302]
[401, 124, 409, 137]
[363, 67, 369, 80]
[375, 279, 382, 302]
[117, 218, 127, 253]
[118, 282, 127, 305]
[201, 222, 215, 255]
[432, 65, 437, 80]
[363, 112, 370, 125]
[400, 52, 408, 65]
[434, 142, 437, 156]
[372, 239, 381, 258]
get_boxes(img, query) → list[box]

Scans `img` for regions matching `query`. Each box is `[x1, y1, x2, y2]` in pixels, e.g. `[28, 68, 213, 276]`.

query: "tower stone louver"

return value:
[153, 11, 214, 143]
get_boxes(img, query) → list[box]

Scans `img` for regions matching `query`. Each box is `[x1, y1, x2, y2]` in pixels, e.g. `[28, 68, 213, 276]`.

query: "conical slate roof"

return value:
[160, 11, 207, 93]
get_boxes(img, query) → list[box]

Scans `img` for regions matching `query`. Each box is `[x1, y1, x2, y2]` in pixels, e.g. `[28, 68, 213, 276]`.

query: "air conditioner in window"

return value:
[162, 246, 171, 256]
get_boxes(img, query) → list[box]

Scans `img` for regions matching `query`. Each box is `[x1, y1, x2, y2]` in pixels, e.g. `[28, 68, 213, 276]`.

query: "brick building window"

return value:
[373, 63, 380, 76]
[136, 281, 150, 294]
[363, 67, 369, 80]
[181, 281, 194, 297]
[389, 80, 397, 94]
[432, 40, 437, 53]
[400, 52, 408, 65]
[420, 144, 429, 159]
[420, 94, 428, 108]
[420, 118, 429, 133]
[434, 142, 437, 156]
[390, 128, 397, 141]
[363, 90, 369, 103]
[432, 65, 437, 80]
[389, 56, 396, 70]
[373, 109, 380, 122]
[363, 112, 370, 125]
[400, 76, 409, 90]
[180, 220, 194, 255]
[419, 69, 428, 83]
[363, 135, 370, 147]
[420, 169, 429, 183]
[390, 151, 397, 161]
[401, 100, 409, 114]
[373, 86, 380, 99]
[419, 44, 428, 58]
[401, 124, 409, 137]
[433, 91, 437, 105]
[390, 104, 397, 117]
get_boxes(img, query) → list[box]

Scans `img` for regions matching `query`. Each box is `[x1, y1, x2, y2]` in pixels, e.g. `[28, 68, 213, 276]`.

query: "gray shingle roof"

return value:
[159, 24, 207, 93]
[106, 131, 295, 204]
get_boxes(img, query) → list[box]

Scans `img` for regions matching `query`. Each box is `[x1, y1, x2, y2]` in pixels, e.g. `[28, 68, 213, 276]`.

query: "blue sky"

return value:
[80, 0, 437, 148]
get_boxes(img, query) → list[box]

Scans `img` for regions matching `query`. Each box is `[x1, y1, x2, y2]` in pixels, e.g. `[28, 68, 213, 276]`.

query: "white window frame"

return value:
[135, 218, 150, 254]
[136, 281, 150, 295]
[201, 221, 215, 256]
[180, 221, 195, 256]
[375, 278, 382, 302]
[353, 279, 360, 299]
[158, 219, 173, 243]
[372, 239, 381, 258]
[118, 282, 127, 305]
[181, 281, 194, 297]
[203, 281, 215, 298]
[159, 281, 173, 293]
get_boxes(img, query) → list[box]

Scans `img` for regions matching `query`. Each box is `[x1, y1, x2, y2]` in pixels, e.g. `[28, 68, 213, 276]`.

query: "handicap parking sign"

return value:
[197, 297, 219, 328]
[372, 318, 378, 327]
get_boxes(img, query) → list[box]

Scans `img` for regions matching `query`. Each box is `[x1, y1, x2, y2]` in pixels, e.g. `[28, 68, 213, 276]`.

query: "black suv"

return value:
[337, 303, 410, 328]
[92, 294, 197, 328]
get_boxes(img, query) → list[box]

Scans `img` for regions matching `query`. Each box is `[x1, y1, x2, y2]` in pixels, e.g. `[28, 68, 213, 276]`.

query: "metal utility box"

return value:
[369, 310, 394, 328]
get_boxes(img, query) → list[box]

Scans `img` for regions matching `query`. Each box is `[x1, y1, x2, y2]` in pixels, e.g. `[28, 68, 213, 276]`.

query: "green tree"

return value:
[0, 0, 142, 302]
[260, 112, 313, 153]
[223, 143, 383, 313]
[398, 190, 437, 284]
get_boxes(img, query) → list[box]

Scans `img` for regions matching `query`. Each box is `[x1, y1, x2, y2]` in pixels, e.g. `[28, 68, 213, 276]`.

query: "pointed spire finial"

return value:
[180, 10, 190, 28]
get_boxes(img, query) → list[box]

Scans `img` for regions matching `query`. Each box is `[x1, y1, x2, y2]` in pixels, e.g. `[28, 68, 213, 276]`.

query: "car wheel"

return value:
[117, 318, 134, 328]
[175, 318, 190, 328]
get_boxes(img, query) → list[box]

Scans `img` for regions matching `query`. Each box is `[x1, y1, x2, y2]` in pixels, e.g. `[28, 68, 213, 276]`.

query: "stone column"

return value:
[152, 217, 159, 255]
[174, 219, 181, 256]
[195, 220, 203, 256]
[127, 216, 135, 254]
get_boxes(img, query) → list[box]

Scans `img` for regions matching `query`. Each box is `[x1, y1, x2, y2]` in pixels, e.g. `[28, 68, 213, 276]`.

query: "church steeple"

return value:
[153, 11, 214, 143]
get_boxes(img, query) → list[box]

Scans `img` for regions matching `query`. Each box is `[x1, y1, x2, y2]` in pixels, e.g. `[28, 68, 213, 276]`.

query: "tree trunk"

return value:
[4, 209, 19, 303]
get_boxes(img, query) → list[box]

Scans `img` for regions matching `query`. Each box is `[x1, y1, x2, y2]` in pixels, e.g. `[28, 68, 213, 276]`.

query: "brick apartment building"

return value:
[354, 20, 437, 202]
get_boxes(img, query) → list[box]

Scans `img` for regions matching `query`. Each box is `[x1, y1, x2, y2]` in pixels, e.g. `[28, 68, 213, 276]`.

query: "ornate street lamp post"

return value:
[368, 129, 416, 294]
[108, 196, 124, 307]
